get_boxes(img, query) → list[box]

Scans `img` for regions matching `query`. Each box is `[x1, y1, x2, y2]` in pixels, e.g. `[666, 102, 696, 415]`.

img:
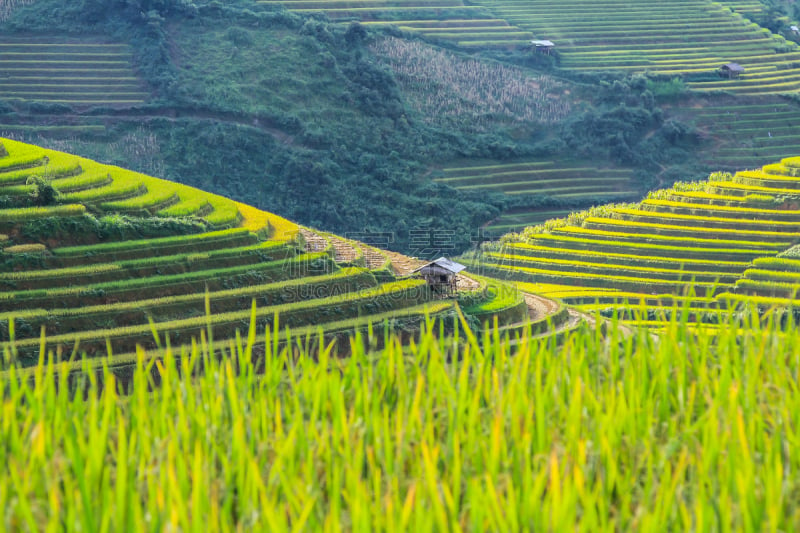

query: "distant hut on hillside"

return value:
[412, 257, 465, 296]
[719, 62, 745, 79]
[792, 25, 800, 36]
[531, 39, 555, 55]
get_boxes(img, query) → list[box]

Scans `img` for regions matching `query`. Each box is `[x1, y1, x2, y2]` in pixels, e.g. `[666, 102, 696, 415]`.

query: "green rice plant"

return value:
[503, 203, 634, 242]
[0, 204, 85, 223]
[751, 257, 800, 271]
[739, 268, 800, 283]
[157, 196, 210, 217]
[496, 242, 751, 271]
[733, 278, 800, 297]
[60, 300, 457, 372]
[475, 260, 723, 295]
[59, 179, 145, 203]
[50, 170, 111, 192]
[552, 226, 791, 250]
[641, 198, 800, 219]
[486, 251, 741, 280]
[101, 189, 177, 213]
[4, 279, 431, 358]
[0, 160, 80, 186]
[0, 241, 291, 290]
[582, 216, 800, 241]
[2, 243, 46, 254]
[52, 227, 253, 258]
[612, 207, 800, 231]
[461, 276, 525, 319]
[0, 141, 243, 230]
[204, 200, 241, 227]
[0, 152, 45, 173]
[0, 252, 334, 311]
[529, 232, 773, 260]
[0, 267, 379, 340]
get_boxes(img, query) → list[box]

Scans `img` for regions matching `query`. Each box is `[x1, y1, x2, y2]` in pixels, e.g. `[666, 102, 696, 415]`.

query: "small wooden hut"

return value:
[412, 257, 466, 296]
[719, 62, 745, 79]
[531, 39, 555, 55]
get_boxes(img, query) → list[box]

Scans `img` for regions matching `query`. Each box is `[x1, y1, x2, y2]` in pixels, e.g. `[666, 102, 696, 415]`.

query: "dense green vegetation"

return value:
[0, 137, 551, 369]
[5, 306, 800, 530]
[0, 0, 711, 254]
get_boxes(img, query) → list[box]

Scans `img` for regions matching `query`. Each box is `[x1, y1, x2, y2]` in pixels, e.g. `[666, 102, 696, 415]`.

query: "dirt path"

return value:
[523, 292, 560, 321]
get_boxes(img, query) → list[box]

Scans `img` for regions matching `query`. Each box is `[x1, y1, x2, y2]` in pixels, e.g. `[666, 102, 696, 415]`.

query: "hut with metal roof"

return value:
[412, 257, 466, 295]
[531, 39, 555, 54]
[719, 62, 745, 79]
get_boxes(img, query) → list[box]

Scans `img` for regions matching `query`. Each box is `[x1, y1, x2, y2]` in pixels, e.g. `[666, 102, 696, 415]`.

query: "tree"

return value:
[26, 175, 59, 206]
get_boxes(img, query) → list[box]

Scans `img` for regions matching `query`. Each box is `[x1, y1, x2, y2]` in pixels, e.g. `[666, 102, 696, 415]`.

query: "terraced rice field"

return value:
[483, 208, 575, 235]
[0, 138, 566, 372]
[469, 155, 800, 328]
[718, 0, 763, 18]
[670, 97, 800, 169]
[474, 0, 800, 95]
[437, 160, 640, 199]
[362, 18, 533, 47]
[0, 36, 148, 107]
[435, 160, 641, 234]
[257, 0, 533, 46]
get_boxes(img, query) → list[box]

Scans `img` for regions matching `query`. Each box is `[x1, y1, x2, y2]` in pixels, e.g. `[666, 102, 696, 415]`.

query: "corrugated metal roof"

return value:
[722, 62, 745, 72]
[531, 40, 555, 47]
[412, 257, 467, 274]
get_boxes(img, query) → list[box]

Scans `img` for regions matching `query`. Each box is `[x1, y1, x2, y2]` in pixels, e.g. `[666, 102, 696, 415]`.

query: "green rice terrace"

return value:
[475, 0, 800, 95]
[0, 137, 583, 376]
[433, 159, 641, 235]
[465, 154, 800, 332]
[0, 35, 148, 107]
[257, 0, 536, 47]
[670, 96, 800, 169]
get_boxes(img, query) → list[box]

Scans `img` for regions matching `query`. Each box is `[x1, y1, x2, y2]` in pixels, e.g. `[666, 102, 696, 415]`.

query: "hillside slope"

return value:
[475, 0, 800, 95]
[468, 155, 800, 330]
[0, 0, 705, 255]
[0, 137, 571, 373]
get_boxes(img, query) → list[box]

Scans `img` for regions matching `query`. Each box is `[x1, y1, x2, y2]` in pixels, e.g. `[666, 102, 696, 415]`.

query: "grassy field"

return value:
[3, 304, 800, 529]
